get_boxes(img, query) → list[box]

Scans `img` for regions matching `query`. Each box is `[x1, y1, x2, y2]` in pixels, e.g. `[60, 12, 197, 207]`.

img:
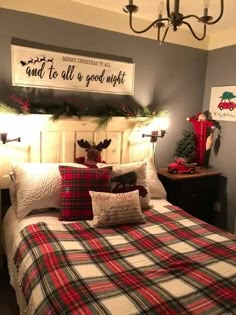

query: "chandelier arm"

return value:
[182, 14, 205, 22]
[182, 21, 206, 41]
[157, 24, 170, 44]
[204, 0, 224, 25]
[157, 26, 161, 43]
[160, 25, 170, 44]
[166, 0, 171, 18]
[182, 0, 224, 25]
[123, 0, 223, 43]
[129, 13, 169, 34]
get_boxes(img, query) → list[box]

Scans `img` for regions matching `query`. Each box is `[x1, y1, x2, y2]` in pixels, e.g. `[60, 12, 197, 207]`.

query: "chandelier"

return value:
[123, 0, 224, 44]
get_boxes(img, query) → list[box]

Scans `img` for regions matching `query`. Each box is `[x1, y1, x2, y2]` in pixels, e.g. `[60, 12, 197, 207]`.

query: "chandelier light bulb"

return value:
[158, 1, 164, 16]
[204, 0, 211, 9]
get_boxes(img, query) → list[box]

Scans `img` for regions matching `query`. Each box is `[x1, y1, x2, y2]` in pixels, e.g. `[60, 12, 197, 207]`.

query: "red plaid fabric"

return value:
[14, 204, 236, 315]
[58, 166, 111, 220]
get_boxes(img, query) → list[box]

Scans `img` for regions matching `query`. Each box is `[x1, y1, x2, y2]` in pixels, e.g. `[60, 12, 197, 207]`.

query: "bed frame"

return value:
[0, 114, 153, 188]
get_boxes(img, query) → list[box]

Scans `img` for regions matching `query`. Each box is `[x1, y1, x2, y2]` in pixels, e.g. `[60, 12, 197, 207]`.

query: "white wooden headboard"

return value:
[0, 114, 153, 188]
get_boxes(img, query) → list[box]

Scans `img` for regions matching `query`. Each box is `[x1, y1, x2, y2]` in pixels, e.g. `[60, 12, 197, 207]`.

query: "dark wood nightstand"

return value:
[157, 167, 221, 223]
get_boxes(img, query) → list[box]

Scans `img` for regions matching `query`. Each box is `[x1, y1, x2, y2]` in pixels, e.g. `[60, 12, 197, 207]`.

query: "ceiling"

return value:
[1, 0, 236, 50]
[72, 0, 236, 35]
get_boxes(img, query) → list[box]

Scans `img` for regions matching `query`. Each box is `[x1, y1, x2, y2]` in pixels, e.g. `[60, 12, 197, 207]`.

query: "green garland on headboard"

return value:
[0, 95, 168, 128]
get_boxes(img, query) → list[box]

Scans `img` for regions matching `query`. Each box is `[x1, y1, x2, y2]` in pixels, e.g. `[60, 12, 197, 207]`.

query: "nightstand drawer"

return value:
[157, 167, 221, 223]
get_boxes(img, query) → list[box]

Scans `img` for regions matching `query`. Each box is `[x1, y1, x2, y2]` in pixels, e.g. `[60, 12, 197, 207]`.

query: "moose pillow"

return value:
[97, 161, 150, 210]
[75, 138, 111, 168]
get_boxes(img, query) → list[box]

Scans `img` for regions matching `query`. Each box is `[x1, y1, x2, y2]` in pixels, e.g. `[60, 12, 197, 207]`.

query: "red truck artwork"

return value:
[218, 91, 236, 111]
[168, 158, 197, 174]
[218, 101, 236, 111]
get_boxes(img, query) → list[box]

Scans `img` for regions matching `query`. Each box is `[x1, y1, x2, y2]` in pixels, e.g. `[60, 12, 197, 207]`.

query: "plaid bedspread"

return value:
[14, 205, 236, 315]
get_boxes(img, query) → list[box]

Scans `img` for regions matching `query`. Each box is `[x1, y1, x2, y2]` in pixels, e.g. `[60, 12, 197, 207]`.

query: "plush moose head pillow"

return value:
[75, 138, 112, 168]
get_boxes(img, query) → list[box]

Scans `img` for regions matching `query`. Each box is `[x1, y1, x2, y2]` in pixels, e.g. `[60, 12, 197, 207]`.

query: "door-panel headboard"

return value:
[0, 114, 153, 188]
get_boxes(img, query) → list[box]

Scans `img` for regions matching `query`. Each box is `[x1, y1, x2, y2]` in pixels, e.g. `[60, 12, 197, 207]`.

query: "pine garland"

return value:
[0, 95, 167, 128]
[0, 102, 18, 113]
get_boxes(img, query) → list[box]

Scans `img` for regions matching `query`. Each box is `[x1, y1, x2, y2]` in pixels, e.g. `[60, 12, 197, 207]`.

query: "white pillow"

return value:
[89, 190, 146, 227]
[11, 162, 87, 219]
[97, 161, 150, 209]
[145, 157, 167, 199]
[98, 158, 167, 201]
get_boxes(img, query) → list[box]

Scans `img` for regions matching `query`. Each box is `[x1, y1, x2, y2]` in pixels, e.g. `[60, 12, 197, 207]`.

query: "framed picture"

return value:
[11, 45, 135, 95]
[209, 85, 236, 121]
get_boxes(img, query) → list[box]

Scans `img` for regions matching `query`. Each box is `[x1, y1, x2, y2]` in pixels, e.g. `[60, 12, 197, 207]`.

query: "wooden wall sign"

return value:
[11, 45, 135, 95]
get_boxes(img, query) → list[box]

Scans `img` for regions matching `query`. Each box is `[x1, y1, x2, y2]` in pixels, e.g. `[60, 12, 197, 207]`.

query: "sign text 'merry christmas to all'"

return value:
[11, 45, 135, 95]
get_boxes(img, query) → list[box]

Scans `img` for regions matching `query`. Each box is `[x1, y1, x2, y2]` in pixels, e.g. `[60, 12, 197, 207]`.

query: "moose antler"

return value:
[96, 139, 112, 151]
[77, 139, 112, 151]
[77, 139, 92, 150]
[76, 138, 112, 163]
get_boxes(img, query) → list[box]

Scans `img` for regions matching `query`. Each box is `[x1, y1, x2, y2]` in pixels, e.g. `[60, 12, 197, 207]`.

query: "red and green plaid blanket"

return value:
[14, 205, 236, 314]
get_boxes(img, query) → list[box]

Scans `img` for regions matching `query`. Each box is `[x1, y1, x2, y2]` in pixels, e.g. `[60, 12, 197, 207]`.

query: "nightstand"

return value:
[157, 167, 221, 223]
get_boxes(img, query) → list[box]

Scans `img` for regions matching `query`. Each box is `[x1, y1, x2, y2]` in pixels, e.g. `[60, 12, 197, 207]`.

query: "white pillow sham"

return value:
[90, 190, 146, 227]
[145, 157, 167, 199]
[97, 158, 167, 201]
[97, 161, 150, 209]
[11, 162, 87, 219]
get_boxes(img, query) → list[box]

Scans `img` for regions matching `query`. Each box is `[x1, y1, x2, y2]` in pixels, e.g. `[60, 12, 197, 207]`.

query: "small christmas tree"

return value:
[174, 130, 196, 163]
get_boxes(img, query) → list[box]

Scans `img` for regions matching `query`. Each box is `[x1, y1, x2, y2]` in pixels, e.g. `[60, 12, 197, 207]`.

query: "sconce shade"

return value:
[0, 132, 8, 144]
[142, 130, 166, 143]
[0, 132, 21, 144]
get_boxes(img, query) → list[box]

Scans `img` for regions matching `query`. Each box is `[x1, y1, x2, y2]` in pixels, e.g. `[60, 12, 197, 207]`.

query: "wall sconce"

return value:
[0, 132, 21, 144]
[142, 130, 166, 142]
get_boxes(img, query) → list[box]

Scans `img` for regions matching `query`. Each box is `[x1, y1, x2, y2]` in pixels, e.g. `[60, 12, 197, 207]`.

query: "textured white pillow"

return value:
[90, 190, 146, 227]
[11, 162, 87, 219]
[145, 157, 167, 199]
[97, 161, 150, 209]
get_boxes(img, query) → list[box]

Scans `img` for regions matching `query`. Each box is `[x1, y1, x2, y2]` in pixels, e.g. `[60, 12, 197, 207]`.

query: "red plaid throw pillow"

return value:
[58, 166, 111, 221]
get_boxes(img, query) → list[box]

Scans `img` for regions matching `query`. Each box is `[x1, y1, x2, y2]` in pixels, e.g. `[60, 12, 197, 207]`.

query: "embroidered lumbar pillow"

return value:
[89, 190, 146, 227]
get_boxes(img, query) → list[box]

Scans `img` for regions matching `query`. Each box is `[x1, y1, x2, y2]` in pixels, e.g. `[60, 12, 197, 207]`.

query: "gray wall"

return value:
[203, 45, 236, 233]
[5, 9, 233, 226]
[0, 8, 207, 168]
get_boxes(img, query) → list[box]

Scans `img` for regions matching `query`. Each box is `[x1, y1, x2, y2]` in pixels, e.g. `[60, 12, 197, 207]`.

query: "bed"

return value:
[1, 161, 236, 315]
[1, 116, 236, 314]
